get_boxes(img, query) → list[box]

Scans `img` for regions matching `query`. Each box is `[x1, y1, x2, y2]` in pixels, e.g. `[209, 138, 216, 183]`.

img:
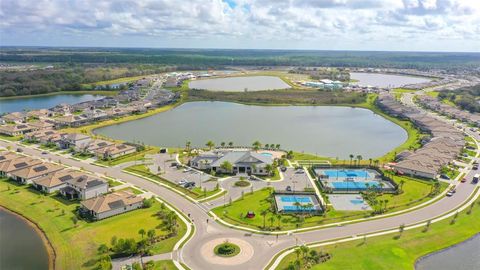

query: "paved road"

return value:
[1, 92, 478, 270]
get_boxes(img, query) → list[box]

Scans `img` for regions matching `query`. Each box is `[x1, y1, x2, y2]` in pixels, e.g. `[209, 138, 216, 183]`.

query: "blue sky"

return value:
[1, 0, 479, 52]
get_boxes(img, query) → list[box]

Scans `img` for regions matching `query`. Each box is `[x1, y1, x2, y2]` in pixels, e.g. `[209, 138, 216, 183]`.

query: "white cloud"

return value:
[0, 0, 479, 51]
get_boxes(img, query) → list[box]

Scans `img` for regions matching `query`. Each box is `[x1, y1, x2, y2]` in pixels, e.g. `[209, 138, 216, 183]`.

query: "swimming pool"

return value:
[261, 152, 273, 157]
[322, 169, 370, 178]
[330, 181, 380, 190]
[350, 199, 365, 205]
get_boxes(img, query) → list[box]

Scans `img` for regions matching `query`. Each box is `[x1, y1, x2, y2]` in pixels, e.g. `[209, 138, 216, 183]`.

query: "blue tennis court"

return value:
[274, 194, 322, 213]
[331, 181, 380, 190]
[280, 196, 312, 203]
[322, 169, 370, 178]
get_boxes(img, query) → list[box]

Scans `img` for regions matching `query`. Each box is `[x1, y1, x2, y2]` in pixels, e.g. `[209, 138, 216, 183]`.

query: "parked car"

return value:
[295, 170, 305, 174]
[183, 168, 192, 173]
[440, 174, 450, 180]
[178, 180, 187, 186]
[171, 162, 178, 167]
[280, 166, 287, 172]
[16, 148, 23, 153]
[461, 177, 467, 183]
[286, 186, 292, 192]
[41, 151, 48, 155]
[184, 182, 196, 189]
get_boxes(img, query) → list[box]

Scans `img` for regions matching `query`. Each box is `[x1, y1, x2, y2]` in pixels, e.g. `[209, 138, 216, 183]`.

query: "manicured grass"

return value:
[425, 91, 439, 98]
[275, 198, 480, 270]
[0, 179, 185, 270]
[107, 179, 123, 187]
[72, 152, 95, 160]
[0, 134, 21, 141]
[376, 175, 447, 211]
[118, 187, 143, 195]
[153, 260, 178, 270]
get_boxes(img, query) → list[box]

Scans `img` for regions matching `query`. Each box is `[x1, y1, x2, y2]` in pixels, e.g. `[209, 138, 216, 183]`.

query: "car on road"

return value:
[295, 170, 304, 174]
[16, 148, 23, 153]
[461, 177, 467, 183]
[446, 190, 455, 197]
[41, 151, 48, 155]
[473, 174, 480, 184]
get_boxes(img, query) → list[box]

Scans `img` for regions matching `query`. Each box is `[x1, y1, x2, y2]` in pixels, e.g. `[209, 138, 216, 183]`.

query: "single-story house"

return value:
[80, 191, 144, 220]
[2, 112, 27, 123]
[32, 169, 86, 193]
[0, 156, 42, 177]
[93, 143, 136, 160]
[0, 124, 37, 136]
[9, 163, 64, 184]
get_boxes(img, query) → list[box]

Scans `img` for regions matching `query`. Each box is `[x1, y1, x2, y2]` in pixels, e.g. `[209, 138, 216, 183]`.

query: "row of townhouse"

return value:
[24, 131, 137, 160]
[0, 89, 179, 133]
[377, 93, 465, 179]
[416, 95, 480, 127]
[0, 151, 143, 220]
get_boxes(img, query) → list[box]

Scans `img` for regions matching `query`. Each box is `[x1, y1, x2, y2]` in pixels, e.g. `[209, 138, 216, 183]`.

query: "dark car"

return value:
[286, 186, 292, 192]
[280, 166, 287, 172]
[16, 148, 23, 153]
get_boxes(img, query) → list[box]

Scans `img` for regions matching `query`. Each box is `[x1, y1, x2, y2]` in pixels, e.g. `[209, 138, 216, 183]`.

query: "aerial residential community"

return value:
[1, 1, 480, 270]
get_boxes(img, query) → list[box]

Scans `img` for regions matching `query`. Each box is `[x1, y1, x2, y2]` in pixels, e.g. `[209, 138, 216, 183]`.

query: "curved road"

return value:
[1, 92, 478, 270]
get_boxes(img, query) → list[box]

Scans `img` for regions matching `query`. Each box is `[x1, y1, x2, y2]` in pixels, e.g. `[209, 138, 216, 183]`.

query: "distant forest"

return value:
[2, 47, 480, 70]
[0, 64, 172, 97]
[1, 47, 480, 97]
[438, 84, 480, 113]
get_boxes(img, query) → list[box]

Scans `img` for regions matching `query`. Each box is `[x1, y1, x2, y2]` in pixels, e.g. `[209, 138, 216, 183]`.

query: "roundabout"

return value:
[200, 238, 254, 265]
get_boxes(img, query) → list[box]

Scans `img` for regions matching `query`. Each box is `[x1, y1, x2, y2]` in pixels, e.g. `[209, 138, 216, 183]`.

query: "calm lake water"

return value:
[416, 234, 480, 270]
[95, 101, 407, 159]
[188, 76, 291, 92]
[0, 208, 49, 270]
[350, 72, 432, 88]
[0, 94, 105, 114]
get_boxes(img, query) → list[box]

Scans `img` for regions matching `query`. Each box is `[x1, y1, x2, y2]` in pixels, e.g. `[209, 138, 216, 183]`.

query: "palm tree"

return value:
[220, 142, 226, 147]
[265, 164, 274, 176]
[356, 155, 363, 166]
[261, 210, 268, 228]
[228, 141, 234, 147]
[275, 144, 281, 149]
[206, 141, 215, 150]
[276, 214, 282, 229]
[269, 216, 275, 228]
[138, 228, 146, 239]
[399, 179, 406, 192]
[349, 154, 354, 166]
[369, 158, 373, 166]
[252, 141, 262, 151]
[185, 141, 191, 152]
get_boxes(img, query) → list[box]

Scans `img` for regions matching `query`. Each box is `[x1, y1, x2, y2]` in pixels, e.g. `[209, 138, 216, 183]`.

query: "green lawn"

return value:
[377, 175, 447, 211]
[0, 134, 21, 141]
[276, 198, 480, 270]
[153, 260, 178, 269]
[0, 178, 186, 270]
[118, 187, 143, 195]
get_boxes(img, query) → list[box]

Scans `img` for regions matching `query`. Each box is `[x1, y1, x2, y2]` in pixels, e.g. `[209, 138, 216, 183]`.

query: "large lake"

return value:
[0, 208, 49, 270]
[95, 101, 407, 159]
[350, 72, 432, 88]
[188, 76, 291, 92]
[416, 234, 480, 270]
[0, 94, 105, 114]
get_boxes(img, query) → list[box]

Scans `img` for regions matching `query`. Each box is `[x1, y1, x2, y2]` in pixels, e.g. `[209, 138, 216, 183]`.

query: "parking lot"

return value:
[146, 153, 217, 191]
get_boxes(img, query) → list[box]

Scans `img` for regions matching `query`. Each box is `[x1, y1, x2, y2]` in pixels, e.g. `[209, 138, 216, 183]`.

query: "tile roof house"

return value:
[2, 112, 27, 123]
[80, 191, 144, 220]
[0, 124, 37, 136]
[60, 175, 108, 200]
[55, 114, 89, 128]
[32, 169, 86, 193]
[0, 156, 42, 177]
[85, 139, 114, 152]
[93, 143, 136, 159]
[190, 150, 274, 175]
[9, 163, 64, 184]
